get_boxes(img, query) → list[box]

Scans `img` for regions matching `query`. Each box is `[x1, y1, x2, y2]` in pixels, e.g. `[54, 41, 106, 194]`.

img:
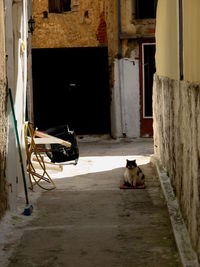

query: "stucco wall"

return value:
[155, 0, 179, 80]
[153, 74, 200, 260]
[0, 0, 8, 218]
[156, 0, 200, 83]
[183, 0, 200, 83]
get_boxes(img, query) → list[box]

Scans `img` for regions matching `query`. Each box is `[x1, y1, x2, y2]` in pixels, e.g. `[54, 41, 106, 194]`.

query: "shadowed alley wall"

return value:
[0, 0, 8, 218]
[154, 0, 200, 261]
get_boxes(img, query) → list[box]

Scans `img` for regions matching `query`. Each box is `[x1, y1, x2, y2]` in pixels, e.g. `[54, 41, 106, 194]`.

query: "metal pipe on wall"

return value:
[26, 0, 34, 122]
[178, 0, 183, 80]
[117, 0, 127, 136]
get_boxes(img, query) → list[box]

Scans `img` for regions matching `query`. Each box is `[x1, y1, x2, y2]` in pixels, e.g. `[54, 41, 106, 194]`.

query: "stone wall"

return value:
[32, 0, 110, 48]
[153, 74, 200, 260]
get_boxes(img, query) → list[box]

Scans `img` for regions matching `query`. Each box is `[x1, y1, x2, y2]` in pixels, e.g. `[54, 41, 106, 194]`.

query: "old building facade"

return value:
[31, 0, 115, 135]
[113, 0, 157, 137]
[31, 0, 157, 138]
[154, 0, 200, 261]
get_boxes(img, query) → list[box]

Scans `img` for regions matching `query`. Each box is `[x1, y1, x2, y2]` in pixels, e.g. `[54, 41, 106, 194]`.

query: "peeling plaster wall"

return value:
[113, 0, 156, 138]
[32, 0, 108, 48]
[32, 0, 153, 138]
[32, 0, 121, 136]
[120, 0, 156, 38]
[31, 0, 118, 85]
[153, 74, 200, 260]
[0, 0, 8, 218]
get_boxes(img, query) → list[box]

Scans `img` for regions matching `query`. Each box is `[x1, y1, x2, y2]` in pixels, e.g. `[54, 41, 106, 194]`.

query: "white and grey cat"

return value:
[123, 159, 145, 187]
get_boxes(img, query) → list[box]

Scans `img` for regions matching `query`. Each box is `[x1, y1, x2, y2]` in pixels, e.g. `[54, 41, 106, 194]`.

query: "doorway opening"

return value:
[139, 42, 156, 137]
[32, 47, 111, 134]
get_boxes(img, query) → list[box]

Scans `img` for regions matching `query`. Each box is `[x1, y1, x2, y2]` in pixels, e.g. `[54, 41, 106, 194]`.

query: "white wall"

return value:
[5, 0, 28, 211]
[111, 58, 140, 138]
[123, 58, 140, 138]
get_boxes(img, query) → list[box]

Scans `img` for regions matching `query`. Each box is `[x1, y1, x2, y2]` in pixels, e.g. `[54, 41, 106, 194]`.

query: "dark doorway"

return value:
[32, 47, 110, 134]
[139, 42, 156, 137]
[135, 0, 157, 19]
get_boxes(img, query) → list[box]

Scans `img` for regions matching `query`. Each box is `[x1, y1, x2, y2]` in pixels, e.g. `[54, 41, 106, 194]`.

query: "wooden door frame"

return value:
[139, 38, 155, 137]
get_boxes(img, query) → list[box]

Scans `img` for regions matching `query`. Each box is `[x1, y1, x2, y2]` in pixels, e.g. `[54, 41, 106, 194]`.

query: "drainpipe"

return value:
[178, 0, 183, 80]
[23, 0, 28, 121]
[117, 0, 127, 136]
[27, 0, 34, 122]
[117, 0, 122, 57]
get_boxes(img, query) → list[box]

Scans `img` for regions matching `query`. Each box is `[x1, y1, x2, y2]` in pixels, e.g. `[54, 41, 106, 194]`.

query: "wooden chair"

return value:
[24, 122, 71, 190]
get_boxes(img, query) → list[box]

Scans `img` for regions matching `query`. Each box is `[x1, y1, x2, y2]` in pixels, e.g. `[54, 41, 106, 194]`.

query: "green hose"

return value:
[8, 88, 29, 205]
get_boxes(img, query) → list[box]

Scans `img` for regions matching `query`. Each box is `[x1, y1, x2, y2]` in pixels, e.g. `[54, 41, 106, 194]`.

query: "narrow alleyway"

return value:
[5, 137, 181, 267]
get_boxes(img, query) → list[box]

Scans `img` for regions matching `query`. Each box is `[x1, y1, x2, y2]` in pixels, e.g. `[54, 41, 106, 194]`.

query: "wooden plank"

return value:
[34, 130, 71, 148]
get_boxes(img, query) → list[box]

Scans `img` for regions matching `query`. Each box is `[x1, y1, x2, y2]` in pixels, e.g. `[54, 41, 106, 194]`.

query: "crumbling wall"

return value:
[153, 74, 200, 260]
[32, 0, 117, 90]
[32, 0, 110, 48]
[0, 1, 8, 218]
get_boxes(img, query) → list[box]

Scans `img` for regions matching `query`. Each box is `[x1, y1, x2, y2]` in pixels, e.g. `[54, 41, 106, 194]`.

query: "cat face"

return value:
[126, 159, 137, 169]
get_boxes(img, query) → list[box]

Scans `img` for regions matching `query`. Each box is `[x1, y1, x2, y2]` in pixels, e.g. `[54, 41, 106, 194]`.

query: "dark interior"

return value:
[143, 44, 156, 117]
[32, 47, 110, 134]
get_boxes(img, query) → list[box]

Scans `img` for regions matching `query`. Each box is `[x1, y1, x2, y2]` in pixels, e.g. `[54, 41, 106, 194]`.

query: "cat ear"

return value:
[133, 160, 136, 163]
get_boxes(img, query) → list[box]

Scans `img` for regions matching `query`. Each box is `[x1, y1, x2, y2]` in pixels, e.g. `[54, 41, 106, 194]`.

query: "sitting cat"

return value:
[122, 159, 145, 188]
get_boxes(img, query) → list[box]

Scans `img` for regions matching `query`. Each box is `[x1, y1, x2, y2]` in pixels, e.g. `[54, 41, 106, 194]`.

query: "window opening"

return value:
[135, 0, 157, 19]
[49, 0, 71, 13]
[142, 43, 156, 118]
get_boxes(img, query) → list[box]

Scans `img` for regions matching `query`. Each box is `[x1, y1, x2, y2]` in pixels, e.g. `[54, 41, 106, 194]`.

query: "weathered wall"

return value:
[153, 74, 200, 260]
[32, 0, 155, 138]
[111, 58, 140, 138]
[0, 0, 8, 218]
[32, 0, 120, 136]
[31, 0, 118, 84]
[115, 0, 156, 138]
[32, 0, 109, 48]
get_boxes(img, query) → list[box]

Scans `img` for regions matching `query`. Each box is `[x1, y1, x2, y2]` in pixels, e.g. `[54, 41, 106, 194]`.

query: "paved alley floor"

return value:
[4, 137, 181, 267]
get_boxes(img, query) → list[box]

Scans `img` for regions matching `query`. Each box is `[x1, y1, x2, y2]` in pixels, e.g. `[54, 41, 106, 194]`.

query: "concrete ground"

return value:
[3, 137, 182, 267]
